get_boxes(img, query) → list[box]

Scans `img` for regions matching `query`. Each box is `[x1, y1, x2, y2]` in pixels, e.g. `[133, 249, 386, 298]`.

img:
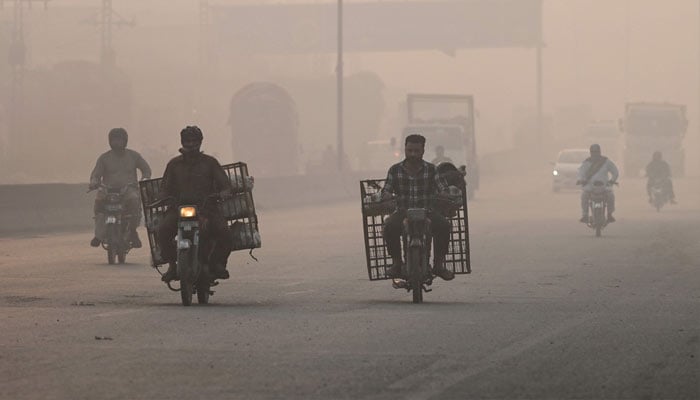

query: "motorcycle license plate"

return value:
[105, 204, 123, 212]
[106, 216, 117, 224]
[593, 203, 604, 209]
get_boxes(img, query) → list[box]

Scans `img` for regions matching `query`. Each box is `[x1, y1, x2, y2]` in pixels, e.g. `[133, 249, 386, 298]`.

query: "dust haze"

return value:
[0, 0, 699, 183]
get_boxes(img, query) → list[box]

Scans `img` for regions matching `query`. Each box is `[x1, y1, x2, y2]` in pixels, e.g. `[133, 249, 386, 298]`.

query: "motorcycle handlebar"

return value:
[87, 182, 137, 193]
[147, 192, 226, 209]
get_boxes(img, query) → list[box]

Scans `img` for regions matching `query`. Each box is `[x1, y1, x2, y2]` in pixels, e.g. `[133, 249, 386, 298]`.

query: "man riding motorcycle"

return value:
[157, 126, 233, 282]
[645, 151, 676, 204]
[89, 128, 151, 248]
[381, 134, 455, 281]
[577, 144, 619, 223]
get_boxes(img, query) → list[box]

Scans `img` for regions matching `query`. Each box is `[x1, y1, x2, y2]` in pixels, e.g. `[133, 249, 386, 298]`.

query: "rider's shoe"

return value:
[211, 263, 230, 280]
[607, 214, 616, 223]
[579, 216, 588, 223]
[387, 263, 403, 279]
[432, 262, 455, 281]
[90, 237, 101, 247]
[161, 262, 179, 282]
[130, 231, 142, 248]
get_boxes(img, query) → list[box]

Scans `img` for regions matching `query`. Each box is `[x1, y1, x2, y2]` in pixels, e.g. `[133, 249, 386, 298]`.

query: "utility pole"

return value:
[101, 0, 113, 66]
[91, 0, 134, 68]
[336, 0, 344, 172]
[195, 0, 210, 118]
[4, 0, 49, 165]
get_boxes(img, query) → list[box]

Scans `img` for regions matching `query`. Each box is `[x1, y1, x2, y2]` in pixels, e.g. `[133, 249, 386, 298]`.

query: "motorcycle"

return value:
[149, 193, 225, 306]
[392, 208, 435, 304]
[582, 180, 616, 237]
[89, 183, 136, 264]
[649, 177, 671, 212]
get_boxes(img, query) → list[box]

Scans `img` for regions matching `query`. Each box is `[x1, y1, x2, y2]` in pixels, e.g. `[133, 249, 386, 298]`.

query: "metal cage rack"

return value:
[360, 179, 471, 281]
[139, 162, 261, 267]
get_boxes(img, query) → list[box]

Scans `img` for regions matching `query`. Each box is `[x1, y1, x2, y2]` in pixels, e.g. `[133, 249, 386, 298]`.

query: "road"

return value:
[1, 173, 699, 400]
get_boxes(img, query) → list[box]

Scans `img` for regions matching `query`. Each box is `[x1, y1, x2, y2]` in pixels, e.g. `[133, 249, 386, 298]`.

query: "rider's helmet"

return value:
[653, 151, 662, 161]
[108, 128, 128, 151]
[590, 143, 601, 156]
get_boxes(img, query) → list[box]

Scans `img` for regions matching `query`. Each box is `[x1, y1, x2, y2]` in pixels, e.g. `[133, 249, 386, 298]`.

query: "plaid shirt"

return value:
[382, 160, 448, 210]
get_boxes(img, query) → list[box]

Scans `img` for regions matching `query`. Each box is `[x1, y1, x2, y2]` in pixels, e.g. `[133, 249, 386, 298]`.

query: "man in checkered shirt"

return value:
[380, 134, 455, 281]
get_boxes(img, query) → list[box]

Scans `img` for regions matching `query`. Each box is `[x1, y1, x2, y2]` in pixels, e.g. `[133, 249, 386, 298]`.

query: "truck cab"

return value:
[622, 102, 687, 177]
[403, 94, 479, 199]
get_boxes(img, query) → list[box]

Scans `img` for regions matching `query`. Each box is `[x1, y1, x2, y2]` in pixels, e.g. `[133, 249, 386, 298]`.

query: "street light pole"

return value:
[336, 0, 344, 172]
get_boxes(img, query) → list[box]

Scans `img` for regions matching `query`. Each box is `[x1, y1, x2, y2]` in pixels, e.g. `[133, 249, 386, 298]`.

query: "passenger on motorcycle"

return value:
[431, 145, 453, 165]
[157, 126, 233, 282]
[381, 134, 455, 281]
[577, 144, 619, 223]
[89, 128, 151, 248]
[645, 151, 676, 204]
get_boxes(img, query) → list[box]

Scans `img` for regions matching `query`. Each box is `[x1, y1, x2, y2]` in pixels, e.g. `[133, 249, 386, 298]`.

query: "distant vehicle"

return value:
[621, 102, 687, 177]
[649, 177, 672, 212]
[402, 93, 479, 199]
[552, 149, 589, 192]
[580, 180, 617, 237]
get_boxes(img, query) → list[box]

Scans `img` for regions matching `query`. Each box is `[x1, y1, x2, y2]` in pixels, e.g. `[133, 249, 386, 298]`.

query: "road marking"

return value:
[388, 313, 595, 400]
[284, 290, 315, 296]
[95, 309, 145, 318]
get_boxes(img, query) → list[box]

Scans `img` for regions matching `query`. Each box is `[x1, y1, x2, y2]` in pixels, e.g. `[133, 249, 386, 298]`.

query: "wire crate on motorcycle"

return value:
[139, 161, 261, 267]
[360, 179, 471, 281]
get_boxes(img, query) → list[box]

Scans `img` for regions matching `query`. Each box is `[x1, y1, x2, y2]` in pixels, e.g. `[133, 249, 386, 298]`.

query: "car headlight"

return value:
[179, 206, 197, 218]
[552, 170, 559, 176]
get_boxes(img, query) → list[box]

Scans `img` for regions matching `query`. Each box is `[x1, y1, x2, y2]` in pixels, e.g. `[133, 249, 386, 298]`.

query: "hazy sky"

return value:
[2, 0, 700, 181]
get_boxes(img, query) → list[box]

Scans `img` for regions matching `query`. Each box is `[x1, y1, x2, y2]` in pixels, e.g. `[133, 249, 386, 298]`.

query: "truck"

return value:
[622, 102, 687, 177]
[403, 93, 479, 198]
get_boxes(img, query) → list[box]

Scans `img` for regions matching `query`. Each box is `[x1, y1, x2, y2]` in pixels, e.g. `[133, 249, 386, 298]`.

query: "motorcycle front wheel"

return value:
[408, 247, 424, 304]
[178, 250, 194, 306]
[106, 225, 117, 264]
[593, 208, 604, 237]
[107, 247, 116, 264]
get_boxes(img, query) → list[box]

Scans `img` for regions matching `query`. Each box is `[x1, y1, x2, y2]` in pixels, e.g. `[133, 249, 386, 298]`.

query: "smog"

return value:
[1, 1, 699, 399]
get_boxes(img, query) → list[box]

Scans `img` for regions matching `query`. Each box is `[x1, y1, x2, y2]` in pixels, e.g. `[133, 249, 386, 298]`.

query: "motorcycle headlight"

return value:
[552, 170, 559, 176]
[179, 206, 197, 218]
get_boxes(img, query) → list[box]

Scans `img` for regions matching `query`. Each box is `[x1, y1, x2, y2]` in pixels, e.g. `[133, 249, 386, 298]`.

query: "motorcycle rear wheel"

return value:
[117, 251, 126, 264]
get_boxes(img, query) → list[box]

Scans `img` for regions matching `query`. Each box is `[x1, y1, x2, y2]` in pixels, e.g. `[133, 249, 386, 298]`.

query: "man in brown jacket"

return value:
[157, 126, 233, 282]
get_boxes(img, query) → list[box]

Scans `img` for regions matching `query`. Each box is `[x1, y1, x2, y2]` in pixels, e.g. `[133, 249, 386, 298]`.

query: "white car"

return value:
[552, 149, 590, 192]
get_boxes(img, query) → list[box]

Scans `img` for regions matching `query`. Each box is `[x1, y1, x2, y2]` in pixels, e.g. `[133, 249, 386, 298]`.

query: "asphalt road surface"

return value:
[1, 174, 699, 400]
